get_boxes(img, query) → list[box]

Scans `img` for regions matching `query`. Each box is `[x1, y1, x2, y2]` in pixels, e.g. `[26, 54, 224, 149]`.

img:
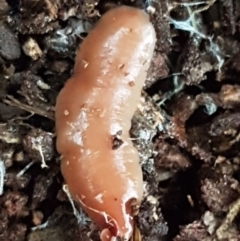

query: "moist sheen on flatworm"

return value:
[55, 5, 156, 241]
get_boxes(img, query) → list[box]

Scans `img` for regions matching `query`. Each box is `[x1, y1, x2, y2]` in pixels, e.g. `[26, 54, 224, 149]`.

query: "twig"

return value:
[0, 160, 6, 195]
[3, 95, 54, 120]
[216, 198, 240, 239]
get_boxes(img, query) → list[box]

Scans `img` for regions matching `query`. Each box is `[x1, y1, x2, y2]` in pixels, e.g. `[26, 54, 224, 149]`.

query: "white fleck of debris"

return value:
[187, 194, 194, 207]
[146, 6, 156, 14]
[64, 109, 69, 116]
[95, 193, 104, 203]
[72, 132, 83, 146]
[82, 60, 89, 68]
[156, 169, 174, 182]
[213, 21, 220, 29]
[147, 195, 158, 205]
[37, 79, 50, 90]
[153, 212, 159, 221]
[215, 156, 226, 165]
[203, 211, 217, 234]
[38, 145, 49, 169]
[15, 151, 24, 162]
[99, 109, 106, 118]
[31, 221, 49, 231]
[17, 161, 34, 178]
[0, 160, 6, 195]
[22, 38, 43, 60]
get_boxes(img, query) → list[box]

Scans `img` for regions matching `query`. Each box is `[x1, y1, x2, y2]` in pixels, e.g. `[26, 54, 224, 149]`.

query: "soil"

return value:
[0, 0, 240, 241]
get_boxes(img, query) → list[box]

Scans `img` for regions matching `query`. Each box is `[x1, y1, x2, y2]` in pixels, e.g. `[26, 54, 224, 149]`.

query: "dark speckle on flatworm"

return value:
[112, 136, 124, 150]
[129, 81, 135, 87]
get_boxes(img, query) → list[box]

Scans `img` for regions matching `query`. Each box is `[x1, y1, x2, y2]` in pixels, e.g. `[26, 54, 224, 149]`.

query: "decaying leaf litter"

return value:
[0, 0, 240, 240]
